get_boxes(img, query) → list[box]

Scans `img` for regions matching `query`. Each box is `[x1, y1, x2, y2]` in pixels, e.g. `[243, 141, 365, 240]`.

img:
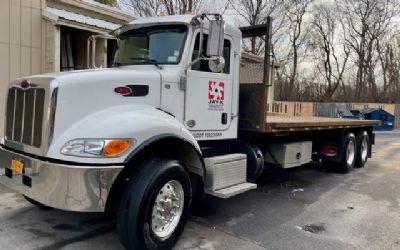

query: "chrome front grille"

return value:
[5, 87, 45, 147]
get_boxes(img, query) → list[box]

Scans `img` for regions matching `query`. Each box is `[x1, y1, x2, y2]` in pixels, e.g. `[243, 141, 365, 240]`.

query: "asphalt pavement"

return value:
[0, 131, 400, 250]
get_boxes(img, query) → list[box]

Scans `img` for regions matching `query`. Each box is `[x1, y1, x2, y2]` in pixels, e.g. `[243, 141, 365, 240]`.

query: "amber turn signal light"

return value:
[104, 140, 131, 157]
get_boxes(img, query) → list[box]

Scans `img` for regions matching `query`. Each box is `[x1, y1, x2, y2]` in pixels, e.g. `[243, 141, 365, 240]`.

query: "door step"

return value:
[206, 182, 257, 199]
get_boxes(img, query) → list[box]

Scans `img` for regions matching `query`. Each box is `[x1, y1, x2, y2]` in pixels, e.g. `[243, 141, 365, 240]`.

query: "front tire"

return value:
[117, 159, 192, 250]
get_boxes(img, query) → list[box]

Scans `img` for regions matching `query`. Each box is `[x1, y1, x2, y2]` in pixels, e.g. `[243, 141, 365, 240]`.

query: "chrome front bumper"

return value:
[0, 145, 123, 212]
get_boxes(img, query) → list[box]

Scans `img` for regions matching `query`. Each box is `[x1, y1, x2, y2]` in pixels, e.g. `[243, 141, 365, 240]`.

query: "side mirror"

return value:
[207, 19, 224, 57]
[209, 57, 225, 73]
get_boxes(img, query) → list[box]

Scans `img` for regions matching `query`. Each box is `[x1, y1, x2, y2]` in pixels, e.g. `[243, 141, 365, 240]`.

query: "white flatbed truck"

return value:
[0, 14, 379, 249]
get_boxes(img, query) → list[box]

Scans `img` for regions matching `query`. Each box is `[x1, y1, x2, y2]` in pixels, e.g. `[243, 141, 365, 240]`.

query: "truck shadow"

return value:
[0, 186, 122, 249]
[190, 162, 362, 236]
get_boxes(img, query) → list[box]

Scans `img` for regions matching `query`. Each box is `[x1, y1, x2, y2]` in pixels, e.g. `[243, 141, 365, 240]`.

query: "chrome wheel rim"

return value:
[346, 140, 356, 166]
[361, 136, 368, 161]
[151, 180, 184, 241]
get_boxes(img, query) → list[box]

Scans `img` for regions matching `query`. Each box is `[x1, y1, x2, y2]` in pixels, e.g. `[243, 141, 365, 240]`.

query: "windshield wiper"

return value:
[112, 58, 163, 70]
[129, 57, 163, 70]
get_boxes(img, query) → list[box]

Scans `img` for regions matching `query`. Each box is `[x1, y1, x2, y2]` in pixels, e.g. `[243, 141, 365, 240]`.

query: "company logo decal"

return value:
[208, 81, 224, 111]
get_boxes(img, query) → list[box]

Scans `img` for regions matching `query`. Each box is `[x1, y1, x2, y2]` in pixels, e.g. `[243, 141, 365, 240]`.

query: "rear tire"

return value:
[336, 133, 357, 173]
[355, 131, 370, 168]
[117, 159, 192, 250]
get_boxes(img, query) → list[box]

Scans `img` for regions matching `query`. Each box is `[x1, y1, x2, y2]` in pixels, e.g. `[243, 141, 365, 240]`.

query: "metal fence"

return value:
[313, 103, 352, 118]
[272, 101, 400, 129]
[313, 102, 400, 129]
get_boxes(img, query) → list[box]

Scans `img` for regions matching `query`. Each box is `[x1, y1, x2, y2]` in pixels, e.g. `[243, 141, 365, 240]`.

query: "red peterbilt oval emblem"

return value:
[20, 80, 30, 89]
[114, 86, 132, 96]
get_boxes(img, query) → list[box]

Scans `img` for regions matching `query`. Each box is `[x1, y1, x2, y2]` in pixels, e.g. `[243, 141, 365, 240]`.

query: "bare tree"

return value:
[310, 4, 350, 101]
[228, 0, 284, 55]
[377, 35, 400, 102]
[117, 0, 400, 103]
[119, 0, 205, 16]
[386, 40, 400, 102]
[338, 0, 399, 101]
[279, 0, 313, 101]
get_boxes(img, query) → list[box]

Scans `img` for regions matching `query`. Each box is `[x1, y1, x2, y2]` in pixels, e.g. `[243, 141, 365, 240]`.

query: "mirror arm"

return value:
[87, 37, 91, 68]
[185, 13, 223, 70]
[87, 34, 117, 69]
[181, 19, 204, 91]
[92, 38, 97, 68]
[181, 13, 225, 89]
[184, 17, 205, 75]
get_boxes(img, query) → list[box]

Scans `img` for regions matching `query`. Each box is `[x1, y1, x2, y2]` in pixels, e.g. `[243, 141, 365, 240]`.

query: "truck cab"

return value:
[113, 15, 241, 139]
[0, 14, 249, 250]
[0, 14, 377, 250]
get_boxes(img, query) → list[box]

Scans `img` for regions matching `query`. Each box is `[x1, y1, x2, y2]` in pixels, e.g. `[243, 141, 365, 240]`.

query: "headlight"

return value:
[61, 139, 131, 157]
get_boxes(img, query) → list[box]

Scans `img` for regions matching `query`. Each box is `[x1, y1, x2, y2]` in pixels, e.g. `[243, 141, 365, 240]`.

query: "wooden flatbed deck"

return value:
[265, 116, 380, 133]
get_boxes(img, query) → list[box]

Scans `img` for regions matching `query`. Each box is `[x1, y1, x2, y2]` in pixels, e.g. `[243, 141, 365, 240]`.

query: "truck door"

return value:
[185, 33, 234, 132]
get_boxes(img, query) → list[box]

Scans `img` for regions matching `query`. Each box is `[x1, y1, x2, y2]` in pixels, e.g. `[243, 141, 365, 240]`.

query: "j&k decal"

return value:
[208, 81, 224, 111]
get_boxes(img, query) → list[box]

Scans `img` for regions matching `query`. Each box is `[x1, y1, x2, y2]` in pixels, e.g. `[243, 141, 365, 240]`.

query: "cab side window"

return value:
[191, 34, 231, 74]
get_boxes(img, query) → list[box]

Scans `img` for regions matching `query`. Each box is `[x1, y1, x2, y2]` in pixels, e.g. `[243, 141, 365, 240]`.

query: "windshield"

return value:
[113, 25, 188, 66]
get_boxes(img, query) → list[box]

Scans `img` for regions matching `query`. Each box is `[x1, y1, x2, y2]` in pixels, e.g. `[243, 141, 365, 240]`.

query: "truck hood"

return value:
[5, 68, 156, 150]
[2, 68, 162, 158]
[51, 68, 162, 139]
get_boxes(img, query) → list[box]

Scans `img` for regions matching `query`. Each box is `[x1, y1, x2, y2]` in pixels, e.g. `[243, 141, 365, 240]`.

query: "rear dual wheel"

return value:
[336, 133, 357, 173]
[324, 131, 370, 173]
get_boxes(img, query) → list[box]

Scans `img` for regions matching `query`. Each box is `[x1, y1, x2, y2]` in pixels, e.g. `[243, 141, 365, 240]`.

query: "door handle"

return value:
[221, 113, 228, 125]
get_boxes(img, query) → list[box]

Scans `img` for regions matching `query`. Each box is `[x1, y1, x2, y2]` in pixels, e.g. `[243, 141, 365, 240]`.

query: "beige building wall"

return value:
[0, 0, 130, 141]
[43, 19, 60, 72]
[0, 0, 46, 140]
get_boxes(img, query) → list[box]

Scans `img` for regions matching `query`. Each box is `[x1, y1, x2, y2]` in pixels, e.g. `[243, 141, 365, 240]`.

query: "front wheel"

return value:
[117, 159, 192, 250]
